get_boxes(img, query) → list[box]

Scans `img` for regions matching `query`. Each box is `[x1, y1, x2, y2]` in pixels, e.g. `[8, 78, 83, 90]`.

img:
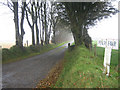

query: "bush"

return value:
[3, 45, 27, 61]
[10, 45, 25, 54]
[29, 45, 41, 52]
[2, 48, 11, 60]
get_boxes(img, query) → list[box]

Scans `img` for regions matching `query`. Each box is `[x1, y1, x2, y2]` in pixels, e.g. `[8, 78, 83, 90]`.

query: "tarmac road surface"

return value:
[2, 43, 72, 88]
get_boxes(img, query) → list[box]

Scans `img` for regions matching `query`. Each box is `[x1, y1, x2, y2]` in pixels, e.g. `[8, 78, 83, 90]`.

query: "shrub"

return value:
[10, 45, 26, 55]
[2, 48, 11, 60]
[29, 45, 41, 52]
[3, 45, 27, 61]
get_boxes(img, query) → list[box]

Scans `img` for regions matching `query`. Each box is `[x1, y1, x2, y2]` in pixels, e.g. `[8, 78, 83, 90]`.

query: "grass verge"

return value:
[2, 42, 67, 64]
[53, 45, 118, 88]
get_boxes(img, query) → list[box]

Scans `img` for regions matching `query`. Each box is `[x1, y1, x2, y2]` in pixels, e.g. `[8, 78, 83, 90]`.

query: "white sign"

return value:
[97, 39, 118, 50]
[97, 39, 119, 76]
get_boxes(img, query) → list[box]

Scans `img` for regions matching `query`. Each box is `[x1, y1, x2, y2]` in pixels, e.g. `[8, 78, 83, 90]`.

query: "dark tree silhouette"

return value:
[57, 1, 118, 46]
[26, 1, 35, 45]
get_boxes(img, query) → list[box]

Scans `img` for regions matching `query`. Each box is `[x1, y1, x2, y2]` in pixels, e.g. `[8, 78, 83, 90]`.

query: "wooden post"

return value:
[89, 44, 92, 52]
[94, 44, 97, 56]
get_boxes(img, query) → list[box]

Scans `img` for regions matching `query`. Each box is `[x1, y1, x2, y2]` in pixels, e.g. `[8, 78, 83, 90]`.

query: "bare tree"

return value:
[1, 0, 27, 47]
[34, 1, 39, 45]
[26, 0, 35, 45]
[20, 1, 26, 47]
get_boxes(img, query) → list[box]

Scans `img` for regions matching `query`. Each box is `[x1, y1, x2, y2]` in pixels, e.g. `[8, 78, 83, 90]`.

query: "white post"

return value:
[103, 47, 112, 76]
[97, 39, 118, 76]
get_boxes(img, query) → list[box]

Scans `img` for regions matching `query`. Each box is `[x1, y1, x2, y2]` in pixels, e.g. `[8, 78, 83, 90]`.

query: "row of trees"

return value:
[1, 0, 118, 48]
[1, 0, 62, 47]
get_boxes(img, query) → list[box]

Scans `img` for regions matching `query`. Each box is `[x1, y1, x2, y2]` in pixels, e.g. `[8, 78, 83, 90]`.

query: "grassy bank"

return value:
[2, 42, 67, 64]
[53, 45, 118, 88]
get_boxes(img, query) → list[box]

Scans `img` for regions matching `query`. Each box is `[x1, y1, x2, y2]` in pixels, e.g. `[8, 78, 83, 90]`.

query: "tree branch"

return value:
[0, 1, 14, 12]
[26, 10, 32, 29]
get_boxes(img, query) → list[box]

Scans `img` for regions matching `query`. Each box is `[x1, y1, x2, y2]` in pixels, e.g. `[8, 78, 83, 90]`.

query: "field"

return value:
[53, 41, 119, 88]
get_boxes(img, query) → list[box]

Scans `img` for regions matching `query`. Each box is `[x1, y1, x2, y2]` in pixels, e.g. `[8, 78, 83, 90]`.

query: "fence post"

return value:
[89, 44, 92, 52]
[94, 44, 97, 56]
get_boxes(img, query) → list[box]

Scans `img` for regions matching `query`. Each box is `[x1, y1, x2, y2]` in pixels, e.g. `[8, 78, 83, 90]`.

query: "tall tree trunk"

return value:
[53, 28, 56, 44]
[35, 18, 39, 45]
[31, 3, 35, 45]
[26, 2, 35, 45]
[13, 2, 20, 46]
[41, 2, 44, 46]
[71, 26, 83, 46]
[20, 1, 26, 47]
[32, 25, 35, 45]
[35, 2, 39, 45]
[48, 21, 52, 44]
[38, 2, 42, 42]
[64, 4, 84, 46]
[44, 2, 48, 45]
[26, 10, 35, 46]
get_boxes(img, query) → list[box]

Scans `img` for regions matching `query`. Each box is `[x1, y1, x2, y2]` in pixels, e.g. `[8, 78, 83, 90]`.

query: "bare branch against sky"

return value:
[6, 0, 120, 2]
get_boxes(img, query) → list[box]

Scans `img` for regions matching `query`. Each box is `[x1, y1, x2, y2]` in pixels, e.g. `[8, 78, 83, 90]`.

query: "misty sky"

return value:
[0, 1, 119, 48]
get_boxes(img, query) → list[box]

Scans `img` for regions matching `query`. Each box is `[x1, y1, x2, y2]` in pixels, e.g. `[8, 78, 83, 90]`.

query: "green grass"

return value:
[2, 42, 67, 64]
[53, 44, 119, 88]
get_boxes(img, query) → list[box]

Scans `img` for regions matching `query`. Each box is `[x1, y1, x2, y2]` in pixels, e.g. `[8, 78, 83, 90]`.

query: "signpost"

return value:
[97, 39, 118, 76]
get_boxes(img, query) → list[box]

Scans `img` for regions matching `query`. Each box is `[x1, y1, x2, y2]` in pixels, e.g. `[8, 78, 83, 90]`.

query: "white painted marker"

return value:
[97, 39, 118, 76]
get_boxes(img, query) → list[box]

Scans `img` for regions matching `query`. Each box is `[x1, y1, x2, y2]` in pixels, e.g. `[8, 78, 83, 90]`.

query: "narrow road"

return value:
[2, 43, 70, 88]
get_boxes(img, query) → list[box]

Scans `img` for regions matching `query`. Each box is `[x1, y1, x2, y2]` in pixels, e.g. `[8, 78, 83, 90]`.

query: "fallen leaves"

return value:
[36, 59, 65, 88]
[83, 77, 85, 79]
[73, 83, 76, 86]
[80, 74, 82, 78]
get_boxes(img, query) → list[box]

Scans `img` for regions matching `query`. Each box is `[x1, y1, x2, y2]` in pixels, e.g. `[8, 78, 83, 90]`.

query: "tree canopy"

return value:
[56, 1, 118, 46]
